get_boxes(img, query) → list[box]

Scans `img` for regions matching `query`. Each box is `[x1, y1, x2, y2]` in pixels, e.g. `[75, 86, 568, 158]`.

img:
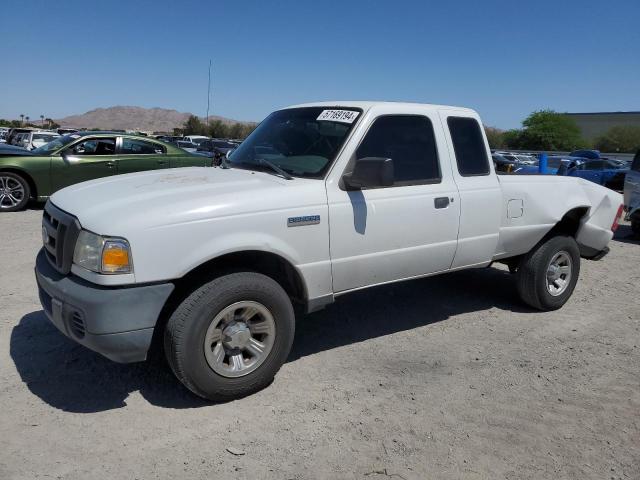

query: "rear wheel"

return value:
[164, 272, 295, 401]
[516, 235, 580, 311]
[0, 172, 30, 212]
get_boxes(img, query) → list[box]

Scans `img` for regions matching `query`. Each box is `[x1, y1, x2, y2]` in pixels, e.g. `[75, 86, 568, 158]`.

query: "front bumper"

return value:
[35, 248, 174, 363]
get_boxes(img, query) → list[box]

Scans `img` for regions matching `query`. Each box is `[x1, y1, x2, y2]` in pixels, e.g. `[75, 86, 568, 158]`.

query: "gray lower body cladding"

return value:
[35, 248, 174, 363]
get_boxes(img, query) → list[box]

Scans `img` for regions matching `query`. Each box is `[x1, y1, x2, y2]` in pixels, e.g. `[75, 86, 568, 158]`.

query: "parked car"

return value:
[492, 153, 519, 173]
[6, 128, 33, 145]
[514, 154, 538, 165]
[183, 135, 209, 145]
[196, 139, 237, 162]
[14, 132, 29, 147]
[57, 128, 79, 136]
[623, 150, 640, 234]
[570, 149, 601, 160]
[34, 101, 622, 401]
[493, 151, 537, 166]
[513, 156, 582, 175]
[175, 140, 198, 153]
[0, 132, 209, 211]
[566, 159, 629, 191]
[19, 131, 61, 150]
[0, 143, 32, 156]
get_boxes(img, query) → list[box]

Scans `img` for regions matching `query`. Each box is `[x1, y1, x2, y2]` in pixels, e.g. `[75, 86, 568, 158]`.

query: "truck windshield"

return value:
[228, 107, 361, 178]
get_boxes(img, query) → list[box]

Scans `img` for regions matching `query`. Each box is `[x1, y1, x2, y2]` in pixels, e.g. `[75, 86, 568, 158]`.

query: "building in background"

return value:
[562, 111, 640, 140]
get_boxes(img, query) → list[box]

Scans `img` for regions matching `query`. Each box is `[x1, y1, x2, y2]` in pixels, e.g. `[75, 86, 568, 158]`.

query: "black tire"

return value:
[164, 272, 295, 401]
[0, 172, 30, 212]
[516, 235, 580, 311]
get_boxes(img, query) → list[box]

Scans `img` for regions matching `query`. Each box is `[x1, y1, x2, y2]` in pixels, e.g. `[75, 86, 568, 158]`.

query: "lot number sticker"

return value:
[317, 110, 360, 124]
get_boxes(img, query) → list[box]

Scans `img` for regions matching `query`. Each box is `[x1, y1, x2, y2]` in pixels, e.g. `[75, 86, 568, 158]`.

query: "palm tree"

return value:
[45, 118, 53, 129]
[25, 116, 30, 125]
[19, 114, 24, 125]
[40, 115, 44, 127]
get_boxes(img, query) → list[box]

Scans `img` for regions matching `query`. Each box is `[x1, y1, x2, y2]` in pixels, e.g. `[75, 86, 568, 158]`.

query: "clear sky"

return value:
[1, 0, 638, 128]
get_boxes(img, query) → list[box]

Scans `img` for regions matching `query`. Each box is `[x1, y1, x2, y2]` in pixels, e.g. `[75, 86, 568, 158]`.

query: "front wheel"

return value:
[0, 172, 30, 212]
[164, 272, 295, 401]
[516, 235, 581, 311]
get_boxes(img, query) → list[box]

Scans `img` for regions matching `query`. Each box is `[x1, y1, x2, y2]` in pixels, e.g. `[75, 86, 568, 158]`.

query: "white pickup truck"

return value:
[35, 102, 623, 401]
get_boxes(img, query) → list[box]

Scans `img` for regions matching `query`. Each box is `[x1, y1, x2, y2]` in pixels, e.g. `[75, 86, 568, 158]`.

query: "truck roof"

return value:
[284, 100, 476, 114]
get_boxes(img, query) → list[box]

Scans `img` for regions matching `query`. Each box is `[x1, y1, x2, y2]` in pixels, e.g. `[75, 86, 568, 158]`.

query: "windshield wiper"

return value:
[258, 158, 294, 180]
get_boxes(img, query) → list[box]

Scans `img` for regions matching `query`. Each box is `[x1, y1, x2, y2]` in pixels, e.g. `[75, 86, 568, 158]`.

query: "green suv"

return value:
[0, 132, 209, 211]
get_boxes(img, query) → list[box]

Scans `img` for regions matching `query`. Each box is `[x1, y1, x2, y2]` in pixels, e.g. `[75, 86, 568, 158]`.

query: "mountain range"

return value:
[55, 106, 246, 133]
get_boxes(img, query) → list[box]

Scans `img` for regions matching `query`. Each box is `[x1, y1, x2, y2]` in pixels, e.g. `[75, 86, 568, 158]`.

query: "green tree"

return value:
[227, 122, 245, 139]
[594, 125, 640, 153]
[239, 123, 257, 139]
[182, 115, 205, 135]
[484, 126, 505, 149]
[515, 110, 586, 151]
[206, 120, 229, 138]
[502, 129, 525, 149]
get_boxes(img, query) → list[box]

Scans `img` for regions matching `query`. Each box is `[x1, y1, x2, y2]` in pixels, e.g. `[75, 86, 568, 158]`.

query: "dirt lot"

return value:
[0, 208, 638, 480]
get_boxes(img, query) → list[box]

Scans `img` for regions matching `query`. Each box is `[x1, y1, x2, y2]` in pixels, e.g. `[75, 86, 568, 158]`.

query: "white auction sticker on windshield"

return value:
[316, 110, 359, 124]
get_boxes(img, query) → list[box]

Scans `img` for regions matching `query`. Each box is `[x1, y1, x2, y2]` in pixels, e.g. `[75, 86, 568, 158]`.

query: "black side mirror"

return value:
[343, 157, 394, 190]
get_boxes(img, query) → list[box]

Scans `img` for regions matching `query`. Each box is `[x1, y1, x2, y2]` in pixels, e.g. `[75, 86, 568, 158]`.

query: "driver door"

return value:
[51, 137, 118, 191]
[327, 113, 461, 292]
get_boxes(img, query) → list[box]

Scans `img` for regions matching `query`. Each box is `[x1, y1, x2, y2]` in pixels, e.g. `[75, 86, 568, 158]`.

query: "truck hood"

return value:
[50, 167, 326, 234]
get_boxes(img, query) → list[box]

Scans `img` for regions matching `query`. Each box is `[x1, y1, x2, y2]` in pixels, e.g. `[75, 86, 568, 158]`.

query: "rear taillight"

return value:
[611, 204, 624, 232]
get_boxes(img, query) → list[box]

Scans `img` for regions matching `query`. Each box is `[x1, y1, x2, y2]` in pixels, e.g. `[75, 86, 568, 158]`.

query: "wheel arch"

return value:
[498, 206, 590, 272]
[148, 249, 309, 358]
[545, 206, 590, 240]
[0, 167, 38, 199]
[178, 249, 307, 301]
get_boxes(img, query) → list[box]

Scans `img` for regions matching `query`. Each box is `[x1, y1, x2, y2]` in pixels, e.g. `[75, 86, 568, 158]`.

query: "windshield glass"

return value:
[228, 107, 361, 178]
[31, 134, 78, 154]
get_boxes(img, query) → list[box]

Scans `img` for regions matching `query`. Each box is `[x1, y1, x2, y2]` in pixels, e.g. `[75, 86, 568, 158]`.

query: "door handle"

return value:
[157, 160, 167, 165]
[434, 197, 450, 209]
[105, 161, 116, 168]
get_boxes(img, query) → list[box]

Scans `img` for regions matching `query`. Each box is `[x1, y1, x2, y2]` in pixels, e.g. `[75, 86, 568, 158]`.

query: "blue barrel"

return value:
[538, 152, 548, 174]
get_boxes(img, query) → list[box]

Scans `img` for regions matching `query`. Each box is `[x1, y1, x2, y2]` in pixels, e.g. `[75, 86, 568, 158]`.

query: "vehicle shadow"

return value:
[612, 224, 639, 245]
[26, 201, 45, 211]
[10, 266, 530, 413]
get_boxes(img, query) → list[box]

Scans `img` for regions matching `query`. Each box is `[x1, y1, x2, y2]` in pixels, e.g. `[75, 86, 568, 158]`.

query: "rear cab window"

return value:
[447, 117, 490, 176]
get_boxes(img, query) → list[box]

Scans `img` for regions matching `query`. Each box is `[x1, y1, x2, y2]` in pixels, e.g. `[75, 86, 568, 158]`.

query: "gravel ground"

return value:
[0, 208, 638, 480]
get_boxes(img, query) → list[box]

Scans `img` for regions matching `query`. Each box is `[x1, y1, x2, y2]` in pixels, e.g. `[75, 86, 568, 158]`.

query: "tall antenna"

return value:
[206, 59, 212, 126]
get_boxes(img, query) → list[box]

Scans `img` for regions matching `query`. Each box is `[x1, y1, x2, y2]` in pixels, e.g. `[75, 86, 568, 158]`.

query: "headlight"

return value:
[73, 230, 133, 274]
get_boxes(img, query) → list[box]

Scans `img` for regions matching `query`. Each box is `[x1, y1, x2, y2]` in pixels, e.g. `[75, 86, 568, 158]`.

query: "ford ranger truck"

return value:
[35, 102, 624, 401]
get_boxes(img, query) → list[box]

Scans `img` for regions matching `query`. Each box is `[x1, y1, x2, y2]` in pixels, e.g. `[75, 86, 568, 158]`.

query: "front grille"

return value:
[42, 201, 81, 274]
